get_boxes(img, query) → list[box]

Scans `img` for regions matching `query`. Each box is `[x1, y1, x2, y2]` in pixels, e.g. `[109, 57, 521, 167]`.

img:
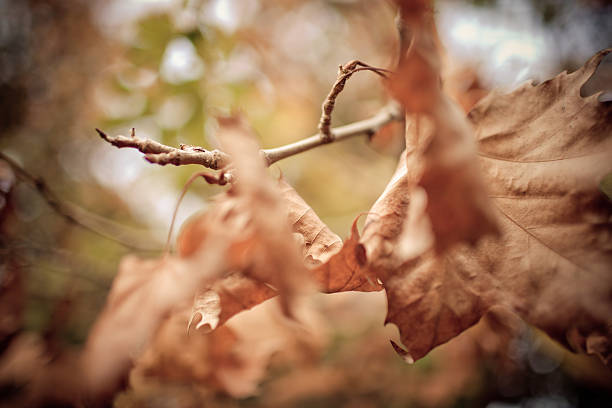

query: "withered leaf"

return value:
[204, 275, 277, 331]
[180, 118, 323, 334]
[380, 49, 612, 365]
[280, 177, 381, 292]
[216, 117, 312, 318]
[310, 218, 381, 293]
[390, 0, 499, 251]
[188, 290, 221, 333]
[132, 308, 272, 398]
[83, 117, 312, 397]
[279, 177, 342, 265]
[184, 172, 385, 332]
[81, 248, 228, 397]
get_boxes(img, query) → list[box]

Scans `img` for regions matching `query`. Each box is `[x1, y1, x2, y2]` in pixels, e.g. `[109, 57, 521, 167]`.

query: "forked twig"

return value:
[318, 60, 392, 143]
[95, 128, 231, 169]
[97, 60, 402, 175]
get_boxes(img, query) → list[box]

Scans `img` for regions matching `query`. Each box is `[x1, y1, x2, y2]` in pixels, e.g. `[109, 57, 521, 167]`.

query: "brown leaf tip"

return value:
[390, 340, 414, 364]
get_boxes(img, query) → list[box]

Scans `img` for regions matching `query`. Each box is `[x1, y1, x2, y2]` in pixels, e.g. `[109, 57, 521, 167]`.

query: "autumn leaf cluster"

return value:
[0, 1, 610, 406]
[84, 39, 612, 406]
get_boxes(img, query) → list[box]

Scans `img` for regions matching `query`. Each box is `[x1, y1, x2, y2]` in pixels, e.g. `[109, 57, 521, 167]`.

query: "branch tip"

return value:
[95, 128, 108, 141]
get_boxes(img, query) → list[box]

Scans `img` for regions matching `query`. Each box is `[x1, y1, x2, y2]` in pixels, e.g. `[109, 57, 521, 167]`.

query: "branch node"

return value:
[318, 60, 390, 144]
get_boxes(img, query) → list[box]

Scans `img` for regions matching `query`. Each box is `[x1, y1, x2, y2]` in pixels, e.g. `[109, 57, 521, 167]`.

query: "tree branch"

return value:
[97, 103, 402, 173]
[0, 152, 162, 251]
[95, 128, 231, 169]
[318, 60, 392, 143]
[97, 60, 403, 174]
[264, 103, 402, 165]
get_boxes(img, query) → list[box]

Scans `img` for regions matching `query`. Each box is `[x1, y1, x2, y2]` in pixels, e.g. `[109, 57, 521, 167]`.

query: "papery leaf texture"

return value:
[370, 49, 612, 365]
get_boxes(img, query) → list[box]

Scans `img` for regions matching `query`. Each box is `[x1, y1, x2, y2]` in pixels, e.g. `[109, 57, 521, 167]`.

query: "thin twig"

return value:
[264, 103, 402, 165]
[0, 151, 161, 251]
[97, 104, 402, 171]
[97, 60, 402, 173]
[95, 129, 231, 169]
[318, 60, 392, 143]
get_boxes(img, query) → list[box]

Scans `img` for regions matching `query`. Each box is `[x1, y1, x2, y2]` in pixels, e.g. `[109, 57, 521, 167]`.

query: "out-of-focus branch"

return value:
[0, 152, 161, 251]
[95, 128, 231, 169]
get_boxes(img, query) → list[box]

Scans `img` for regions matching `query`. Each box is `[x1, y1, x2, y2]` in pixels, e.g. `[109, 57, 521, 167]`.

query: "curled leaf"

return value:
[390, 0, 499, 251]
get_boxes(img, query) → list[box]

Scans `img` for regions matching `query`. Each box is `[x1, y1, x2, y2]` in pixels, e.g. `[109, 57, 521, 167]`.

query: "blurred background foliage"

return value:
[0, 0, 611, 406]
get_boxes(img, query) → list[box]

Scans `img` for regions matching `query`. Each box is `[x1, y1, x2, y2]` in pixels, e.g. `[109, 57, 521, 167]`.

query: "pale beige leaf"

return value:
[188, 290, 222, 333]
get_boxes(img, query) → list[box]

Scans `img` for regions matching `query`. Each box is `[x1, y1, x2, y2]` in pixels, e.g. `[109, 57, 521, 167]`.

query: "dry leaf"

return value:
[390, 1, 440, 114]
[419, 95, 500, 250]
[361, 153, 413, 282]
[206, 275, 277, 331]
[310, 218, 381, 293]
[216, 116, 312, 318]
[380, 49, 612, 365]
[183, 172, 384, 332]
[81, 249, 228, 398]
[131, 308, 272, 398]
[188, 291, 221, 333]
[389, 0, 499, 251]
[279, 177, 343, 265]
[83, 117, 307, 397]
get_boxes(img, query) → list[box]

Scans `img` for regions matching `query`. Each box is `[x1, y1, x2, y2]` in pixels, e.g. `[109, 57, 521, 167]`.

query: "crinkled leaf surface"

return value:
[217, 117, 311, 318]
[389, 0, 499, 251]
[377, 49, 612, 365]
[185, 174, 384, 332]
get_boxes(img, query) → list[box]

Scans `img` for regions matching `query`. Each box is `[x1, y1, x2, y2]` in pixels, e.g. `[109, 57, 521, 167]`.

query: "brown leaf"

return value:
[311, 218, 381, 293]
[216, 116, 312, 318]
[279, 177, 343, 265]
[81, 249, 228, 398]
[204, 275, 277, 331]
[390, 1, 440, 114]
[361, 153, 413, 282]
[280, 177, 381, 292]
[186, 172, 386, 333]
[177, 195, 279, 333]
[131, 308, 273, 398]
[389, 1, 499, 251]
[175, 119, 316, 334]
[381, 49, 612, 365]
[419, 95, 500, 250]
